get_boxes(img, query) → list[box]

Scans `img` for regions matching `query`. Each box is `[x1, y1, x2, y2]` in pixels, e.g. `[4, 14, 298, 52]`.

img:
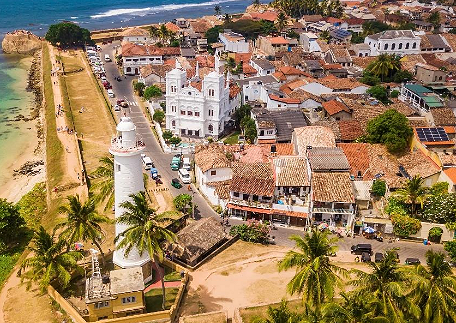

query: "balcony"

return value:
[312, 207, 354, 215]
[110, 136, 145, 154]
[272, 203, 310, 214]
[230, 198, 272, 210]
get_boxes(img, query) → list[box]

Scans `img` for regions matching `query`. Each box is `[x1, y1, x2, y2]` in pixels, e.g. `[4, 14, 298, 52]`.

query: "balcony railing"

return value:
[230, 199, 272, 210]
[110, 137, 145, 153]
[312, 207, 354, 215]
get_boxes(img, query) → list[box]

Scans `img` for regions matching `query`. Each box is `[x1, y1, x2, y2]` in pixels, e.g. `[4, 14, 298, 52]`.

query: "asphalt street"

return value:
[97, 43, 445, 262]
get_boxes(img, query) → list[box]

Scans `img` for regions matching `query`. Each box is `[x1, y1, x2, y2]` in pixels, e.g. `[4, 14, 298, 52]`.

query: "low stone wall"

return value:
[411, 222, 454, 242]
[48, 286, 87, 323]
[180, 311, 227, 323]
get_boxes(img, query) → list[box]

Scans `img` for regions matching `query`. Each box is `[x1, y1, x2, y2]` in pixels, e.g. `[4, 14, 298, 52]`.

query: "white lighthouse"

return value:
[109, 117, 150, 274]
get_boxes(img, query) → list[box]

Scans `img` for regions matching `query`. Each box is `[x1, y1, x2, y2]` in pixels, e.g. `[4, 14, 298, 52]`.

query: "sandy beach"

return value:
[0, 55, 45, 203]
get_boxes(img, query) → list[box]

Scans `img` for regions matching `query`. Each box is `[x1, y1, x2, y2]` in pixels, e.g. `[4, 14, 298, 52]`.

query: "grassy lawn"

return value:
[164, 270, 181, 282]
[60, 52, 115, 172]
[43, 44, 65, 190]
[145, 287, 179, 312]
[240, 299, 304, 323]
[222, 131, 240, 145]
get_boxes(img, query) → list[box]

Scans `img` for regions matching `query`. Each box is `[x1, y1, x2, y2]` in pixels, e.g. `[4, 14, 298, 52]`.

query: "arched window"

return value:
[208, 124, 213, 132]
[171, 120, 176, 127]
[391, 43, 395, 50]
[126, 67, 132, 73]
[412, 42, 417, 49]
[398, 43, 402, 49]
[208, 88, 215, 96]
[384, 43, 388, 50]
[405, 43, 410, 49]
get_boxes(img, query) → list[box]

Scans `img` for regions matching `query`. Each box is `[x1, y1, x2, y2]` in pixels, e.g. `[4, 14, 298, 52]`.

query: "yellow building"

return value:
[85, 267, 146, 321]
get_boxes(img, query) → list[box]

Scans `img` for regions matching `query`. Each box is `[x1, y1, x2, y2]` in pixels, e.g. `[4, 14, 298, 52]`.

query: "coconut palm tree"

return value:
[405, 250, 456, 323]
[350, 250, 418, 322]
[115, 191, 176, 310]
[19, 226, 82, 292]
[322, 291, 389, 323]
[276, 12, 287, 33]
[214, 5, 222, 15]
[392, 175, 429, 216]
[369, 54, 401, 82]
[223, 13, 232, 24]
[278, 230, 346, 314]
[89, 156, 114, 211]
[57, 195, 111, 260]
[149, 25, 160, 41]
[252, 300, 305, 323]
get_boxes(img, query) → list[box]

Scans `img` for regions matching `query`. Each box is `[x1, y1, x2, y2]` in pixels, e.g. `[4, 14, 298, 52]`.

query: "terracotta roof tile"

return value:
[230, 162, 275, 196]
[322, 99, 351, 116]
[194, 145, 231, 172]
[338, 143, 372, 180]
[121, 27, 150, 37]
[431, 107, 456, 126]
[165, 22, 180, 33]
[273, 156, 310, 186]
[444, 167, 456, 182]
[338, 120, 363, 141]
[312, 172, 355, 203]
[293, 126, 336, 154]
[308, 147, 350, 171]
[269, 94, 301, 104]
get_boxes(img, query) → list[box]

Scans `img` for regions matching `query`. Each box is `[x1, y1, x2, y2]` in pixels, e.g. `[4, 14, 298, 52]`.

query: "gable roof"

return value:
[338, 120, 363, 141]
[322, 99, 351, 116]
[293, 126, 336, 154]
[194, 145, 231, 172]
[308, 147, 350, 171]
[312, 172, 355, 203]
[273, 156, 310, 186]
[338, 143, 372, 180]
[121, 27, 150, 37]
[230, 162, 275, 196]
[254, 109, 308, 142]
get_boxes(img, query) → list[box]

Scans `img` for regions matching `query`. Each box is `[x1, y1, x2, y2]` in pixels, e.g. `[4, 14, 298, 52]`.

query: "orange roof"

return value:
[444, 126, 456, 134]
[326, 17, 344, 24]
[235, 52, 252, 63]
[444, 167, 456, 183]
[165, 22, 180, 33]
[322, 99, 351, 116]
[258, 139, 277, 144]
[250, 11, 278, 22]
[227, 203, 273, 214]
[280, 66, 307, 76]
[279, 79, 307, 94]
[267, 36, 289, 45]
[269, 94, 301, 104]
[274, 209, 308, 218]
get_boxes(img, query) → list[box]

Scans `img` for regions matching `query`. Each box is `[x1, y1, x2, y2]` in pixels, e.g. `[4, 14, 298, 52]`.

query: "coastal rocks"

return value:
[13, 160, 44, 177]
[1, 30, 42, 55]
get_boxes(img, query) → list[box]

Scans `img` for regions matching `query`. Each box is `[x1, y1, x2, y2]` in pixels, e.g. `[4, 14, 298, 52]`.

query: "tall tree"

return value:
[57, 195, 111, 260]
[224, 13, 232, 24]
[45, 22, 93, 47]
[173, 194, 193, 214]
[214, 5, 222, 15]
[405, 250, 456, 323]
[350, 250, 418, 322]
[19, 226, 82, 292]
[276, 12, 287, 32]
[0, 198, 26, 249]
[278, 230, 346, 314]
[89, 156, 115, 211]
[115, 191, 176, 310]
[368, 54, 401, 81]
[392, 175, 429, 216]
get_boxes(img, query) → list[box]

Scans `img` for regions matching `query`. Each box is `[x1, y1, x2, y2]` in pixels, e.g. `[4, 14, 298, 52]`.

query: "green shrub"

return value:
[371, 180, 386, 197]
[444, 240, 456, 261]
[163, 130, 173, 142]
[390, 90, 400, 98]
[168, 136, 182, 145]
[385, 197, 408, 216]
[153, 110, 165, 124]
[230, 221, 270, 244]
[429, 227, 443, 238]
[390, 213, 421, 237]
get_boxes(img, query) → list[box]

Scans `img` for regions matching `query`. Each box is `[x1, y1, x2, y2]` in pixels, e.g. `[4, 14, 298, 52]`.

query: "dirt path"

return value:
[48, 44, 86, 198]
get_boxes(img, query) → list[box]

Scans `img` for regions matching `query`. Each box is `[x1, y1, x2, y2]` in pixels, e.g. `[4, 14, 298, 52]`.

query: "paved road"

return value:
[97, 43, 444, 262]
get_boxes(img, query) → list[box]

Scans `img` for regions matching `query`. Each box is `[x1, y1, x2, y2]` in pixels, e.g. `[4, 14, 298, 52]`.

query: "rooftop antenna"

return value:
[90, 249, 101, 278]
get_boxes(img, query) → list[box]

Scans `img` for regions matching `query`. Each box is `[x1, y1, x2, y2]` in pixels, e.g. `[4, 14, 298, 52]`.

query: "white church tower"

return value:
[109, 117, 150, 276]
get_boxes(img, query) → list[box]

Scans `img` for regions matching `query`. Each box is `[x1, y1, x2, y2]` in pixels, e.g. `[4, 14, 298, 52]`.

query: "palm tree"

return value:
[158, 24, 171, 45]
[149, 25, 160, 41]
[405, 250, 456, 323]
[214, 4, 222, 15]
[278, 230, 346, 314]
[276, 12, 287, 33]
[392, 175, 429, 216]
[350, 250, 418, 322]
[19, 226, 82, 292]
[115, 191, 176, 310]
[322, 291, 389, 323]
[89, 156, 114, 211]
[252, 300, 305, 323]
[369, 54, 401, 82]
[57, 195, 111, 260]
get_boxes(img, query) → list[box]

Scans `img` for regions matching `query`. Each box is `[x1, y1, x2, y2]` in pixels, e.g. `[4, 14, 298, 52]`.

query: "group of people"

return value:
[55, 103, 64, 117]
[57, 125, 76, 135]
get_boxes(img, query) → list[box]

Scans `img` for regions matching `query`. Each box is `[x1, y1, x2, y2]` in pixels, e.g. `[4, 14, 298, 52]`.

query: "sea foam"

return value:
[90, 0, 238, 19]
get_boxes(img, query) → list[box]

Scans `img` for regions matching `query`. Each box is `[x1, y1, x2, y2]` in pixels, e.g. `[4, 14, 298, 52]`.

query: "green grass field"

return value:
[145, 288, 179, 312]
[222, 131, 240, 145]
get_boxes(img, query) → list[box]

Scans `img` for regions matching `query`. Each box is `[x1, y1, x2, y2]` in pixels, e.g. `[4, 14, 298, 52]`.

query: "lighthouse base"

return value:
[113, 250, 153, 283]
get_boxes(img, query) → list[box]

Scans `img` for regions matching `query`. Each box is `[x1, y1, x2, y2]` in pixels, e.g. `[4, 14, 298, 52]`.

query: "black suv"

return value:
[351, 244, 373, 255]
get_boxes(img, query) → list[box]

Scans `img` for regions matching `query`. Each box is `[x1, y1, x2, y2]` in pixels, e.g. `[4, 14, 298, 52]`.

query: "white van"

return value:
[107, 89, 115, 97]
[141, 155, 153, 170]
[182, 157, 191, 171]
[178, 169, 191, 184]
[104, 54, 111, 62]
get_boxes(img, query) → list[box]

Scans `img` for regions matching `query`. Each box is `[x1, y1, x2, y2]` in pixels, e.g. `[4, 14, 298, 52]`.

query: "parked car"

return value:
[104, 54, 111, 62]
[107, 89, 115, 97]
[182, 157, 191, 171]
[170, 154, 182, 170]
[150, 168, 158, 179]
[361, 252, 371, 262]
[114, 105, 121, 111]
[351, 244, 373, 255]
[171, 178, 182, 189]
[374, 252, 384, 263]
[178, 168, 191, 184]
[405, 258, 420, 265]
[141, 154, 153, 170]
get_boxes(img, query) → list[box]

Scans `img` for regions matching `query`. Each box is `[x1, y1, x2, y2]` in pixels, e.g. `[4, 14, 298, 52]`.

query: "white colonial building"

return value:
[165, 59, 234, 139]
[365, 30, 421, 56]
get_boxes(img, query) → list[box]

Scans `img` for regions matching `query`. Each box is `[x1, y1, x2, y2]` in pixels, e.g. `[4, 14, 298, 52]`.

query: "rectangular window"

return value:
[210, 170, 216, 176]
[121, 296, 136, 304]
[95, 301, 109, 309]
[208, 89, 215, 96]
[116, 164, 121, 172]
[208, 110, 214, 117]
[171, 86, 177, 92]
[195, 112, 200, 117]
[233, 192, 239, 197]
[172, 106, 177, 112]
[181, 110, 186, 115]
[187, 111, 193, 116]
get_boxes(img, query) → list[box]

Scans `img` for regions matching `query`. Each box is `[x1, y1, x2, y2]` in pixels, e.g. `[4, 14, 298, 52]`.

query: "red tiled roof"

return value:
[322, 99, 351, 116]
[444, 167, 456, 183]
[230, 162, 275, 196]
[338, 120, 363, 141]
[165, 22, 180, 33]
[250, 11, 278, 22]
[122, 42, 181, 57]
[337, 143, 371, 180]
[267, 36, 289, 45]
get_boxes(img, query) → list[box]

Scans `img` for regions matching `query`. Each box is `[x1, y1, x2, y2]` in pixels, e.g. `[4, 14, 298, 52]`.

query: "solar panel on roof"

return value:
[416, 127, 449, 142]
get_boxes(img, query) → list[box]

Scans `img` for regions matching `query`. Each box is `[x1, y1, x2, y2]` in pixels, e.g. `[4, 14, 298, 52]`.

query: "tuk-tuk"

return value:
[171, 178, 182, 189]
[150, 168, 158, 179]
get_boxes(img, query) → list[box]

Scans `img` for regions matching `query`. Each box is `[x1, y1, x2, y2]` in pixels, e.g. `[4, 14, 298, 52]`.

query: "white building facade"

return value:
[219, 31, 250, 53]
[365, 30, 421, 56]
[165, 62, 232, 139]
[109, 117, 151, 280]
